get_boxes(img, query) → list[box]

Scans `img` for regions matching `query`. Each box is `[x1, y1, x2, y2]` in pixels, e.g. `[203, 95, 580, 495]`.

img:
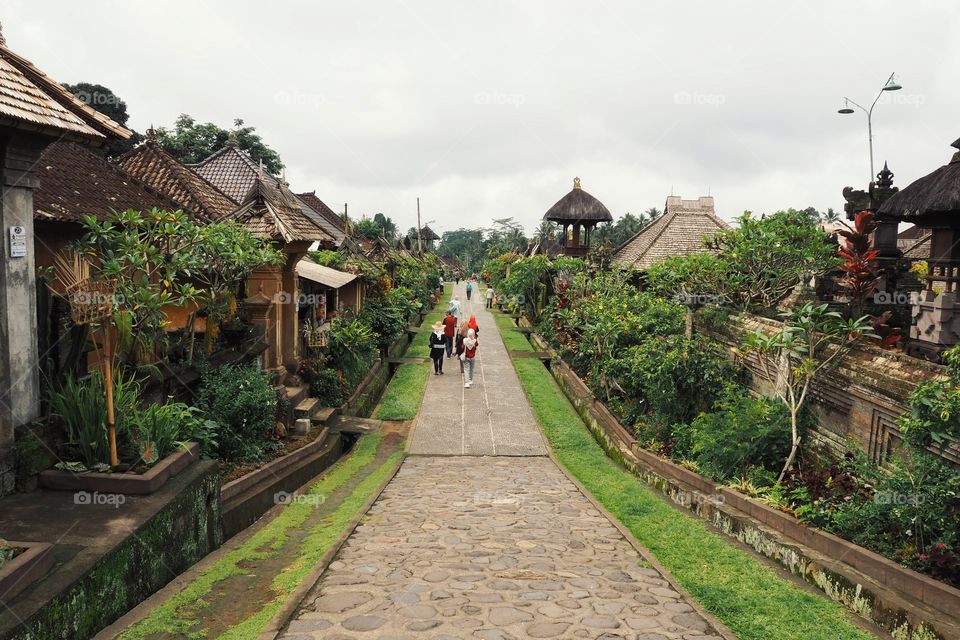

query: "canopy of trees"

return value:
[155, 115, 284, 173]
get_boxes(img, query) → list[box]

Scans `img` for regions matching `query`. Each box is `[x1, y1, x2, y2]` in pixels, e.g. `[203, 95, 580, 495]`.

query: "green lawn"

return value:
[374, 363, 430, 420]
[507, 357, 877, 640]
[494, 314, 533, 352]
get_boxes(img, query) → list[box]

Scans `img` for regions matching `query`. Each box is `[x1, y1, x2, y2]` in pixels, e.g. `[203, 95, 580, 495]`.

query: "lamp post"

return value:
[838, 72, 902, 182]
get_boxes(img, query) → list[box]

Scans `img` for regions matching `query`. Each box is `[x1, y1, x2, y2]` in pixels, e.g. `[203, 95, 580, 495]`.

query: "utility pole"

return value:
[416, 197, 422, 254]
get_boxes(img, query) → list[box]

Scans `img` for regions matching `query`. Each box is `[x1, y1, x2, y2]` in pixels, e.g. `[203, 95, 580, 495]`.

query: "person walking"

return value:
[454, 270, 461, 285]
[486, 286, 494, 309]
[467, 314, 479, 337]
[462, 328, 479, 388]
[455, 320, 468, 373]
[448, 295, 461, 322]
[465, 281, 473, 301]
[429, 322, 445, 375]
[442, 310, 457, 358]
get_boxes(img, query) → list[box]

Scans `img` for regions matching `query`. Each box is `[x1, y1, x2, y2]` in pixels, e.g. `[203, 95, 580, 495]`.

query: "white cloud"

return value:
[6, 0, 959, 234]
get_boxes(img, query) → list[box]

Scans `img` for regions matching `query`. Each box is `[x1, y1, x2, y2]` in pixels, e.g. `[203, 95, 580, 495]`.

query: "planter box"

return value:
[38, 443, 200, 495]
[0, 543, 53, 605]
[538, 339, 960, 639]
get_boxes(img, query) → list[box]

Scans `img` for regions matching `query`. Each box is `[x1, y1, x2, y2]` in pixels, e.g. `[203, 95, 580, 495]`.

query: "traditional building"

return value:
[228, 171, 336, 375]
[34, 142, 183, 267]
[542, 177, 613, 256]
[612, 196, 728, 269]
[0, 29, 130, 493]
[114, 131, 238, 222]
[878, 137, 960, 359]
[192, 140, 345, 245]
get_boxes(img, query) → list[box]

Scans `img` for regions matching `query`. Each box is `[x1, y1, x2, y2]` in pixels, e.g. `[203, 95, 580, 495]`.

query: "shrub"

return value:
[827, 449, 960, 585]
[197, 363, 276, 461]
[126, 401, 205, 464]
[326, 317, 377, 388]
[608, 335, 741, 426]
[360, 286, 416, 351]
[0, 539, 13, 570]
[308, 366, 344, 407]
[899, 343, 960, 448]
[689, 389, 793, 482]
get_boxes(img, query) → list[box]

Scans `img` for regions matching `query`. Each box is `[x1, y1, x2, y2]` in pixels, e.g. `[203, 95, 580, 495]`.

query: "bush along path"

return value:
[101, 428, 407, 640]
[499, 312, 882, 640]
[275, 281, 734, 640]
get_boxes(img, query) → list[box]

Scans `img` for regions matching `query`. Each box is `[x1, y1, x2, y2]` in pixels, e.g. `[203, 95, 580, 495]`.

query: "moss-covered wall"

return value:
[346, 364, 390, 419]
[2, 462, 222, 640]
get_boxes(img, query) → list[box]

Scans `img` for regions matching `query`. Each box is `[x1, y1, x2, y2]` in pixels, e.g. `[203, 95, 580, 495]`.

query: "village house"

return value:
[612, 196, 729, 269]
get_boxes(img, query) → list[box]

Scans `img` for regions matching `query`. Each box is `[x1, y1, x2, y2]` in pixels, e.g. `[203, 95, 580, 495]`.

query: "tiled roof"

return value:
[114, 140, 237, 222]
[612, 196, 729, 269]
[0, 43, 130, 142]
[297, 191, 346, 234]
[229, 174, 336, 244]
[294, 194, 345, 243]
[191, 144, 267, 202]
[899, 232, 931, 260]
[34, 142, 181, 223]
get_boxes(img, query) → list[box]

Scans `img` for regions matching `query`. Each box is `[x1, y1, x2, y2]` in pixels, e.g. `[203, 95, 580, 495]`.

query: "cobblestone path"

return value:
[281, 282, 728, 640]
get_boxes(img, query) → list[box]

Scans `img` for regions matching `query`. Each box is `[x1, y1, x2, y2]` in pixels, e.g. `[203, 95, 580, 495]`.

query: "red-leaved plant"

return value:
[836, 210, 900, 348]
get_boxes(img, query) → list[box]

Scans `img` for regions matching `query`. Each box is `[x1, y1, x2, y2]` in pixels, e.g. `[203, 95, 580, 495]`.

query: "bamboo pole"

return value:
[103, 324, 119, 467]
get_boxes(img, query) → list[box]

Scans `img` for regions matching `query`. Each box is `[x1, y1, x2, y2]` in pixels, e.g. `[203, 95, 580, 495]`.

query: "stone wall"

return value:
[697, 313, 960, 467]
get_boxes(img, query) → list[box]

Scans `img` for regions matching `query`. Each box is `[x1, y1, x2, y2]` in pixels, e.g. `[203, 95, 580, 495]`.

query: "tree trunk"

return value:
[777, 407, 801, 484]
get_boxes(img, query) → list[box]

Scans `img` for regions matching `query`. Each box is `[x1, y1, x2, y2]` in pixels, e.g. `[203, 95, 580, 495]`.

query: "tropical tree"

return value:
[740, 303, 873, 482]
[155, 115, 283, 173]
[354, 217, 384, 240]
[373, 213, 397, 241]
[61, 82, 141, 154]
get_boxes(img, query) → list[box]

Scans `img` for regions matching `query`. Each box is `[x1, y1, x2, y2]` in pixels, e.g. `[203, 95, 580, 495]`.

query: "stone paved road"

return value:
[281, 282, 728, 640]
[408, 283, 547, 456]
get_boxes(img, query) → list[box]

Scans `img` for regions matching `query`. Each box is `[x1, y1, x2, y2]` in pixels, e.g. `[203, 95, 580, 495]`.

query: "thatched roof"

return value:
[0, 36, 131, 144]
[612, 196, 728, 269]
[543, 178, 613, 224]
[228, 173, 335, 244]
[878, 138, 960, 226]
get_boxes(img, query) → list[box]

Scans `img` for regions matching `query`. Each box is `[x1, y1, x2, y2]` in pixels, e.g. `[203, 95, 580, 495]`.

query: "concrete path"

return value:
[280, 281, 728, 640]
[408, 283, 547, 456]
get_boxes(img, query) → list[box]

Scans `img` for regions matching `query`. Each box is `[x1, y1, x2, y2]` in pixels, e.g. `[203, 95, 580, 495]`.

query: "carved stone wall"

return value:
[698, 313, 959, 466]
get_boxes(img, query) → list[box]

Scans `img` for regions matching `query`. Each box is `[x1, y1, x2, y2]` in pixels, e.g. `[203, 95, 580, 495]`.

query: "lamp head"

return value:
[883, 75, 902, 91]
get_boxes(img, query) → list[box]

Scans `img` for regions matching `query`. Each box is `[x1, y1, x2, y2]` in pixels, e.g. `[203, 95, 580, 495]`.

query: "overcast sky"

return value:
[7, 1, 960, 235]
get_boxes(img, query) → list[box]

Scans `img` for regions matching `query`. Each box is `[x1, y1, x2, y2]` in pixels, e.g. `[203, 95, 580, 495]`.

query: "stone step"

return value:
[283, 384, 309, 407]
[294, 396, 320, 419]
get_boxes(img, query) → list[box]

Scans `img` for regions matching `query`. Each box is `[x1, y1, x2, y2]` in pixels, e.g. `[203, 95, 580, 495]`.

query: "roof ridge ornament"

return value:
[573, 177, 581, 190]
[146, 125, 156, 141]
[227, 130, 238, 147]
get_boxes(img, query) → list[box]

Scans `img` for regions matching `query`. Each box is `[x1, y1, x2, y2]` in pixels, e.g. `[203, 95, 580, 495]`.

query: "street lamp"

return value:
[837, 72, 902, 182]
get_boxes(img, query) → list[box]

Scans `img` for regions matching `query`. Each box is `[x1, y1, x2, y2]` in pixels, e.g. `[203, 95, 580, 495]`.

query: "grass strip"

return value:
[374, 363, 429, 420]
[509, 354, 877, 640]
[218, 447, 404, 639]
[118, 434, 388, 640]
[494, 315, 534, 352]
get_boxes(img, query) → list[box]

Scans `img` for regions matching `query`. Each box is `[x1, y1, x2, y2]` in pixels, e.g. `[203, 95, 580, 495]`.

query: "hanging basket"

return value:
[65, 278, 116, 326]
[306, 327, 328, 348]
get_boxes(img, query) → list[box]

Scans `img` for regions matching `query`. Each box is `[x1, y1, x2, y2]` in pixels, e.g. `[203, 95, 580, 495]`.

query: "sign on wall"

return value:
[8, 225, 27, 258]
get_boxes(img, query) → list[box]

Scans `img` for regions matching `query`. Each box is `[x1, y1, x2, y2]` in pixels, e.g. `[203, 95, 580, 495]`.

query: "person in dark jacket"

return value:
[429, 322, 445, 374]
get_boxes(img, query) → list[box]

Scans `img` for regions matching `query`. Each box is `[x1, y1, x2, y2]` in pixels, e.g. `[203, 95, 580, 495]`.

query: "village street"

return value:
[278, 283, 728, 640]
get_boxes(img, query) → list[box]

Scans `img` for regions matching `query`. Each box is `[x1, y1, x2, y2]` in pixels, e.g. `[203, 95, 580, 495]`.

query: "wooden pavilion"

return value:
[542, 177, 612, 256]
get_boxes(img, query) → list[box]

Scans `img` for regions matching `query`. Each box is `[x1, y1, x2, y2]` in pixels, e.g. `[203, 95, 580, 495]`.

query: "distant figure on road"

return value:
[448, 295, 461, 321]
[442, 310, 457, 358]
[455, 320, 468, 373]
[465, 281, 473, 301]
[486, 286, 494, 309]
[429, 322, 445, 375]
[462, 328, 478, 388]
[454, 270, 461, 285]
